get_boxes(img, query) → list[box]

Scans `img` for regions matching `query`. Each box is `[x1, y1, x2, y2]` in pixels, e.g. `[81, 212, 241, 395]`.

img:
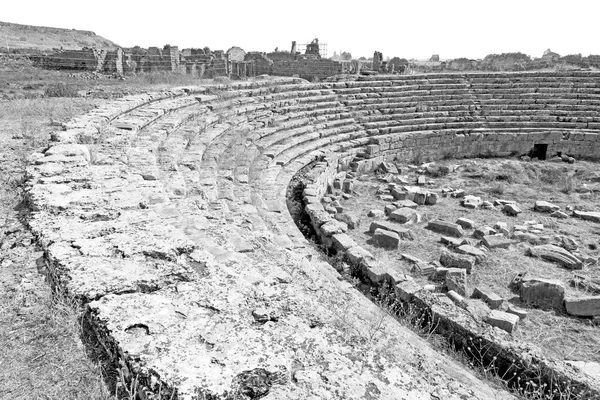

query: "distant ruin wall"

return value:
[244, 52, 344, 80]
[32, 45, 345, 80]
[33, 45, 229, 77]
[32, 48, 100, 70]
[271, 59, 344, 80]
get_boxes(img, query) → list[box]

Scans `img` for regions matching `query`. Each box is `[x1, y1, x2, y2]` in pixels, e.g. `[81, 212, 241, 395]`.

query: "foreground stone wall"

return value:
[25, 71, 600, 399]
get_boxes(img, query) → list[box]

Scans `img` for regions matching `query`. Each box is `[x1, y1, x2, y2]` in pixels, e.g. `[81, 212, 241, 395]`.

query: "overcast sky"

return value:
[3, 0, 598, 60]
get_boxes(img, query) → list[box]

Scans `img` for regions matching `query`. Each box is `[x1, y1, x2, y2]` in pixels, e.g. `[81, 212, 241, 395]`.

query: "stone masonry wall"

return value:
[351, 130, 600, 174]
[271, 59, 344, 80]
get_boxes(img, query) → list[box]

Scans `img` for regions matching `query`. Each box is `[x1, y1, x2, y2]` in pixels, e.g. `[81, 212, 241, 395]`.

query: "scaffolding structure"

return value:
[297, 40, 328, 59]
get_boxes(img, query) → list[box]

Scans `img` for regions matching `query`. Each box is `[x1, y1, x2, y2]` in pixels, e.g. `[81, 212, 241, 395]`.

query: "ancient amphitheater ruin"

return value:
[26, 71, 600, 399]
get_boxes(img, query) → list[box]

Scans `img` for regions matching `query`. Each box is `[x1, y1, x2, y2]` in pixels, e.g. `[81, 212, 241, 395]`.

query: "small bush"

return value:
[488, 182, 506, 195]
[561, 174, 575, 194]
[539, 167, 562, 185]
[44, 83, 78, 98]
[412, 152, 423, 165]
[427, 165, 451, 177]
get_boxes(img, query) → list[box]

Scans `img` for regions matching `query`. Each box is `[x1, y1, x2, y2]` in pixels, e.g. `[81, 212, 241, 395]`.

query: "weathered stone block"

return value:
[445, 268, 467, 296]
[320, 220, 348, 237]
[474, 226, 496, 239]
[527, 244, 582, 269]
[414, 192, 427, 205]
[331, 233, 357, 252]
[504, 203, 522, 216]
[550, 210, 568, 219]
[425, 192, 438, 205]
[462, 195, 482, 209]
[394, 199, 418, 209]
[534, 200, 560, 213]
[412, 262, 435, 277]
[369, 220, 413, 240]
[334, 213, 360, 230]
[439, 249, 475, 273]
[441, 236, 467, 247]
[390, 208, 419, 224]
[472, 287, 503, 309]
[368, 209, 385, 218]
[427, 220, 464, 237]
[518, 276, 565, 308]
[346, 246, 375, 266]
[456, 217, 475, 229]
[486, 310, 519, 333]
[395, 280, 421, 302]
[391, 188, 407, 200]
[401, 253, 424, 264]
[373, 228, 400, 249]
[506, 304, 528, 319]
[384, 204, 397, 216]
[342, 180, 354, 194]
[564, 296, 600, 317]
[573, 210, 600, 223]
[456, 245, 486, 262]
[446, 290, 466, 307]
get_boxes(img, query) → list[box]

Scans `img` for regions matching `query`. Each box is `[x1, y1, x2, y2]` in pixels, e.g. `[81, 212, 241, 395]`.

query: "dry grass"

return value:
[0, 91, 114, 399]
[0, 279, 113, 400]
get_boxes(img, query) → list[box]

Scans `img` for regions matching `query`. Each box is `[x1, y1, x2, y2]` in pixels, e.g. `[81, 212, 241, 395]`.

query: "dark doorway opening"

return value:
[530, 143, 548, 160]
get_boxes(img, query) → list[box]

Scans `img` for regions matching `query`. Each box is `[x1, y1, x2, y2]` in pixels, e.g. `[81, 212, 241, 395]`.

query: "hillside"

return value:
[0, 20, 119, 51]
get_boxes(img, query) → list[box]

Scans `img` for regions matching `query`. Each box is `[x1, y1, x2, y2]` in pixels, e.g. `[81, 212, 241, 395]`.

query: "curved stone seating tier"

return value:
[26, 71, 600, 399]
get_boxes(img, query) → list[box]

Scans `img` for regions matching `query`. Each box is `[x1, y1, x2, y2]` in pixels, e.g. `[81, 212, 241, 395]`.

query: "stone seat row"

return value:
[360, 109, 475, 123]
[337, 89, 600, 105]
[337, 84, 600, 97]
[355, 70, 600, 81]
[360, 110, 600, 128]
[338, 96, 600, 114]
[366, 121, 600, 136]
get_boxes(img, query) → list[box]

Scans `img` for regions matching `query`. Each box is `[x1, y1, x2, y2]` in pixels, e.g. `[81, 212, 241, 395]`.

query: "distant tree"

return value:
[358, 56, 367, 61]
[340, 51, 352, 60]
[561, 54, 587, 67]
[481, 52, 531, 71]
[587, 55, 600, 68]
[388, 57, 408, 72]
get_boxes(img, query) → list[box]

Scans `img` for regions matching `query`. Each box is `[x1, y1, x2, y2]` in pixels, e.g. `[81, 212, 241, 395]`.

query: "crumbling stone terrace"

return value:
[26, 71, 600, 399]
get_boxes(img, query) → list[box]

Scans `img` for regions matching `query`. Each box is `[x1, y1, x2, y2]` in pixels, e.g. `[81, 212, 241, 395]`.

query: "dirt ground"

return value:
[339, 157, 600, 366]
